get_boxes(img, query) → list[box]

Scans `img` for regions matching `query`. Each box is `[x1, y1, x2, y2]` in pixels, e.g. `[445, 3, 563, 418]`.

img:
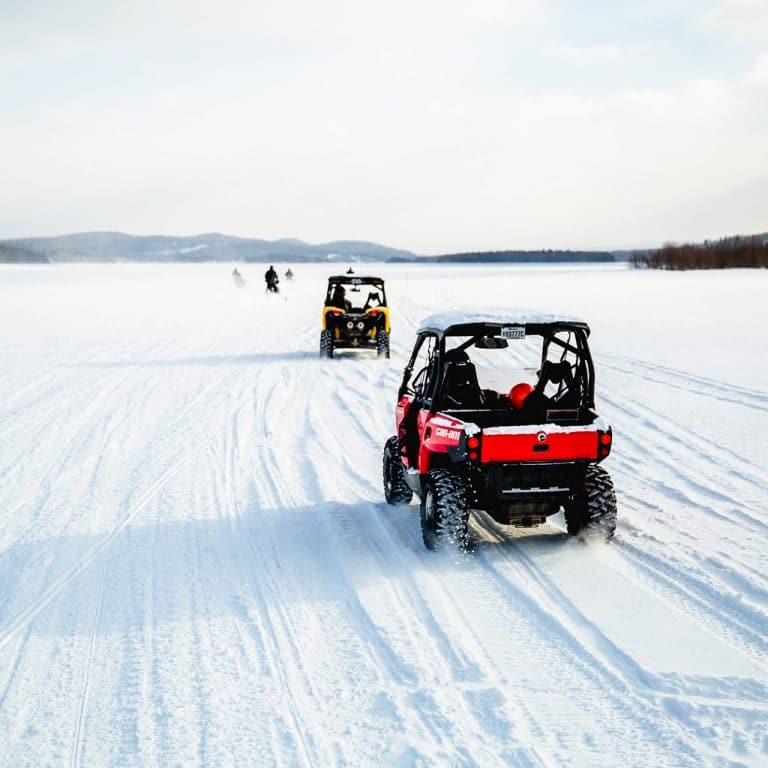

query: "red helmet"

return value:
[509, 382, 533, 409]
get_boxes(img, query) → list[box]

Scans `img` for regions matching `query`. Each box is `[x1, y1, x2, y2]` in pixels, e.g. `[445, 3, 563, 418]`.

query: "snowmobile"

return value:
[382, 313, 617, 550]
[319, 276, 390, 358]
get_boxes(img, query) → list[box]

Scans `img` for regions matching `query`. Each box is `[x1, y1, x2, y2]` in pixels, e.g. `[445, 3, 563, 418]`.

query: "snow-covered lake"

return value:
[1, 262, 766, 767]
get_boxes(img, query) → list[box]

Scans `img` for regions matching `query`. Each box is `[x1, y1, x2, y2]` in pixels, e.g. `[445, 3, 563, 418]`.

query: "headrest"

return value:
[445, 348, 470, 364]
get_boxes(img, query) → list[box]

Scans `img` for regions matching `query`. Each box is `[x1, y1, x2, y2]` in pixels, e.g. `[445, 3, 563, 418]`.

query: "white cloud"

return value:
[745, 50, 768, 83]
[544, 42, 622, 62]
[1, 0, 546, 48]
[2, 54, 766, 249]
[0, 1, 765, 249]
[699, 0, 768, 43]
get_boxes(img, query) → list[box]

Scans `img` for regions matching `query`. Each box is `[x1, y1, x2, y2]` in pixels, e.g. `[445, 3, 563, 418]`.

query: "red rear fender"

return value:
[418, 414, 469, 472]
[395, 395, 413, 436]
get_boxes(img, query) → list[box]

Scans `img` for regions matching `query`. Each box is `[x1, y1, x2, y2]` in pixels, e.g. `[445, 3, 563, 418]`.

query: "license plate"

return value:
[501, 326, 525, 340]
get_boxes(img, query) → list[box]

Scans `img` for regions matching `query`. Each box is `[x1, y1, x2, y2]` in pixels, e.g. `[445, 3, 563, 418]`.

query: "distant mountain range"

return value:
[0, 231, 633, 264]
[0, 232, 417, 264]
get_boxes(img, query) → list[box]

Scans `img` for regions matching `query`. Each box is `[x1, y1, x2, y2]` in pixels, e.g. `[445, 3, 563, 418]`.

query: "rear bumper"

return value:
[484, 461, 587, 501]
[332, 337, 377, 349]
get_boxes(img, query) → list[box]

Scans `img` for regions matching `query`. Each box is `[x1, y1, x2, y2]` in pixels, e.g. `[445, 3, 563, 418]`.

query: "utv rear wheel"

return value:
[383, 436, 412, 505]
[420, 469, 471, 551]
[319, 329, 334, 359]
[565, 465, 617, 539]
[376, 330, 390, 359]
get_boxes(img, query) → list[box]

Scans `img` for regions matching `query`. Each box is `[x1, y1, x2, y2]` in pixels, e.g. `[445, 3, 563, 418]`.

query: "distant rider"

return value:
[232, 268, 245, 288]
[264, 265, 279, 293]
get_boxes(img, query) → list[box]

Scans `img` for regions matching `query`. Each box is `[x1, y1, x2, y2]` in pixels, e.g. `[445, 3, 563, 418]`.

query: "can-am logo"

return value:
[537, 432, 547, 442]
[435, 427, 461, 441]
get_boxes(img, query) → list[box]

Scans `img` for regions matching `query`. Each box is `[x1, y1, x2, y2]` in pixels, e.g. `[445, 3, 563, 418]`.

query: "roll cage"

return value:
[324, 276, 387, 312]
[399, 321, 596, 423]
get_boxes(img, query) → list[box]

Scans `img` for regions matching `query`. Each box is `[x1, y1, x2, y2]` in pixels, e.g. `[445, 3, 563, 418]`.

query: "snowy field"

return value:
[0, 262, 766, 768]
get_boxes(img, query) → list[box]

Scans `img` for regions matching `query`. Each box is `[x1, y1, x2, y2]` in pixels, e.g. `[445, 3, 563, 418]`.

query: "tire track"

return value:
[69, 549, 109, 768]
[462, 518, 705, 766]
[0, 342, 249, 590]
[471, 516, 768, 762]
[599, 388, 766, 502]
[601, 354, 768, 413]
[0, 459, 185, 652]
[217, 396, 319, 768]
[614, 537, 768, 663]
[235, 359, 498, 762]
[0, 400, 234, 652]
[0, 337, 140, 414]
[0, 334, 180, 442]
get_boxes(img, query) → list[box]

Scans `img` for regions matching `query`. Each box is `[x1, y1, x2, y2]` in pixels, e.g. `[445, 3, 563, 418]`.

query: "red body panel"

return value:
[419, 414, 464, 470]
[398, 400, 607, 470]
[395, 395, 411, 436]
[396, 398, 467, 470]
[480, 430, 600, 463]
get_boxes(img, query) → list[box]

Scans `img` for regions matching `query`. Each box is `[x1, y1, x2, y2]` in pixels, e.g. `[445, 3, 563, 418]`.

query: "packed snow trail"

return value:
[0, 263, 766, 767]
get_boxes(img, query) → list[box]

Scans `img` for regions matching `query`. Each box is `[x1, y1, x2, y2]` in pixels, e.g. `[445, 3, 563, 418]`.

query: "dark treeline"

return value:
[390, 250, 616, 263]
[436, 250, 615, 263]
[632, 234, 767, 270]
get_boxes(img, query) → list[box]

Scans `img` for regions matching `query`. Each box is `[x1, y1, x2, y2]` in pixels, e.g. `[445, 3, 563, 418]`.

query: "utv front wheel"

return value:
[383, 436, 412, 505]
[420, 469, 471, 551]
[565, 465, 617, 539]
[319, 329, 334, 359]
[376, 330, 390, 359]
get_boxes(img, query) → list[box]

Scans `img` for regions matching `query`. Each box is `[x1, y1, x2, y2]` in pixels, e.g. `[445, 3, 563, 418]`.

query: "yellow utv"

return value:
[320, 276, 390, 358]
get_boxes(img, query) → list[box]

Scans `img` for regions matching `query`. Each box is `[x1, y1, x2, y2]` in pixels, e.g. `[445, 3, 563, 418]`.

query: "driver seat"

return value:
[441, 349, 484, 409]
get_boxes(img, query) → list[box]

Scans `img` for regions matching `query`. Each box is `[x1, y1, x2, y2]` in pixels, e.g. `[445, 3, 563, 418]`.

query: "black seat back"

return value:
[441, 350, 484, 408]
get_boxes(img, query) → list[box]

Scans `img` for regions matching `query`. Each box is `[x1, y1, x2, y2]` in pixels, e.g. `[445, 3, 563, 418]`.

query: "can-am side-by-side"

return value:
[319, 276, 390, 358]
[383, 313, 617, 550]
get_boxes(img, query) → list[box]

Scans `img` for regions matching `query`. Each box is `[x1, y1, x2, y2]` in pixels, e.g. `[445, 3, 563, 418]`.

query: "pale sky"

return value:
[1, 0, 766, 252]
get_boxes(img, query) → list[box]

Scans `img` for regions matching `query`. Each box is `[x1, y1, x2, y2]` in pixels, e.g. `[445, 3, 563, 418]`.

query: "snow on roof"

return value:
[328, 275, 384, 282]
[418, 310, 588, 332]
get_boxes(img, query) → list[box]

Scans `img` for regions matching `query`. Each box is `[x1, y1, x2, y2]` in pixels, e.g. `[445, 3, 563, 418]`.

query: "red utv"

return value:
[382, 313, 617, 550]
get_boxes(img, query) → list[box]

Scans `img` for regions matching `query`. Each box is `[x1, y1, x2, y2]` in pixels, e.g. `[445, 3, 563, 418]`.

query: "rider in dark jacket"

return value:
[264, 265, 279, 292]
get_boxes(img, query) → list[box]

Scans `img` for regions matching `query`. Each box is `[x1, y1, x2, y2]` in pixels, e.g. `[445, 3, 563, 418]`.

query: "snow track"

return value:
[0, 263, 766, 766]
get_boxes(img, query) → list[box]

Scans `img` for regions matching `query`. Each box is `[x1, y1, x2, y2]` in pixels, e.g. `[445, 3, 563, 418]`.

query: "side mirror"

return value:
[475, 336, 509, 349]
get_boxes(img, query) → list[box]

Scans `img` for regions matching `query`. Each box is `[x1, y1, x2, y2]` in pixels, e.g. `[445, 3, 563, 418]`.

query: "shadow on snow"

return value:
[0, 498, 581, 643]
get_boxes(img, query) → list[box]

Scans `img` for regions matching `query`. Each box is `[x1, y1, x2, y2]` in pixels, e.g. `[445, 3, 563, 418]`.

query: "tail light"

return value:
[447, 428, 482, 464]
[598, 428, 612, 458]
[467, 433, 481, 462]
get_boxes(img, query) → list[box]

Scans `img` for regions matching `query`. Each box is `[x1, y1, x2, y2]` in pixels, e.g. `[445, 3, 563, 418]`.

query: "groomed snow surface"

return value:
[0, 263, 766, 768]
